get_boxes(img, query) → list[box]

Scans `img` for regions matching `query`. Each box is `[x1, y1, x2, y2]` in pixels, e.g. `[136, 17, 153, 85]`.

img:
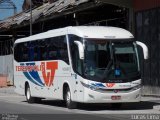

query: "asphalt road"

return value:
[0, 94, 160, 120]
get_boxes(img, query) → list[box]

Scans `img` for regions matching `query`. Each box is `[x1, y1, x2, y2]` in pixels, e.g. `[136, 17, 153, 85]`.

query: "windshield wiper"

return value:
[101, 59, 113, 81]
[100, 42, 114, 81]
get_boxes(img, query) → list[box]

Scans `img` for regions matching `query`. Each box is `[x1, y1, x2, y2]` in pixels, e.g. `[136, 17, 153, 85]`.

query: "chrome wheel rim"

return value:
[66, 90, 71, 105]
[26, 87, 30, 100]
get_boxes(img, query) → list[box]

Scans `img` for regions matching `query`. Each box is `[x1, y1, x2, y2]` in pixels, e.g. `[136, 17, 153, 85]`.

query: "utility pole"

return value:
[30, 0, 32, 36]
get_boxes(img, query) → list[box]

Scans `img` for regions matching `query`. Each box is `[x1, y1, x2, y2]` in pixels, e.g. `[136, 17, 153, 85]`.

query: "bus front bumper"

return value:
[83, 88, 141, 103]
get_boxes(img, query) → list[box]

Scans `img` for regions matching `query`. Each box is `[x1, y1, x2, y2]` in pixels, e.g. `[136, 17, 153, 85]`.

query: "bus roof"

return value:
[15, 26, 134, 43]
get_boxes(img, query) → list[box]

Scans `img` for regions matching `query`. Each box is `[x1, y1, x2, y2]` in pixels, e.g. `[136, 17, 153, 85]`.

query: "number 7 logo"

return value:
[41, 61, 58, 87]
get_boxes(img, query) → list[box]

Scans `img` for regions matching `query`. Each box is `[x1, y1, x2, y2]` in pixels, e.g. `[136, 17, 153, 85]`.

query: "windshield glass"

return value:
[84, 39, 140, 83]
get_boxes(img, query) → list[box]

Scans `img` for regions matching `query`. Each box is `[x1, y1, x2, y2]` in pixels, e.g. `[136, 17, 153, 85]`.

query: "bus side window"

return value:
[48, 38, 58, 60]
[39, 39, 48, 60]
[58, 36, 69, 64]
[22, 42, 29, 62]
[37, 36, 69, 63]
[53, 36, 69, 64]
[14, 42, 29, 62]
[33, 41, 40, 61]
[14, 44, 21, 62]
[28, 42, 34, 61]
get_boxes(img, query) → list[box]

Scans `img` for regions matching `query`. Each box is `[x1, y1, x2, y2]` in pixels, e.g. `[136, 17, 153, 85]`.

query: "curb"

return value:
[0, 86, 16, 95]
[153, 105, 160, 111]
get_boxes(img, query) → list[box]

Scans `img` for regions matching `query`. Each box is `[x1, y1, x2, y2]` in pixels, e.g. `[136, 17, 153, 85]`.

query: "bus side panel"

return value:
[14, 61, 26, 95]
[29, 61, 74, 100]
[14, 60, 73, 100]
[56, 61, 73, 100]
[14, 60, 59, 99]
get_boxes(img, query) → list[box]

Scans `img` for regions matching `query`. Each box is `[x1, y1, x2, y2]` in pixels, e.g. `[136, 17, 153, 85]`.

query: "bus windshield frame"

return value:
[82, 38, 140, 83]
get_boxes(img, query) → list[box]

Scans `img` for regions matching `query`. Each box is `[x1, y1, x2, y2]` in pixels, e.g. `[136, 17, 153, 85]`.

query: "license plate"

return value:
[111, 96, 121, 100]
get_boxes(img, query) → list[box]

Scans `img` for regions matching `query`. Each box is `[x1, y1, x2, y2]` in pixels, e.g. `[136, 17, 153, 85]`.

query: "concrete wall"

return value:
[0, 55, 13, 85]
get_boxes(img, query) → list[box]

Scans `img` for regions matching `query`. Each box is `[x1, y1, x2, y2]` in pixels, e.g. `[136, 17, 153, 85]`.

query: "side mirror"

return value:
[74, 41, 84, 59]
[136, 41, 149, 60]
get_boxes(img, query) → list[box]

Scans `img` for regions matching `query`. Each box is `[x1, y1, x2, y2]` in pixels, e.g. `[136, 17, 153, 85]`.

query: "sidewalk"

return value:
[0, 86, 17, 96]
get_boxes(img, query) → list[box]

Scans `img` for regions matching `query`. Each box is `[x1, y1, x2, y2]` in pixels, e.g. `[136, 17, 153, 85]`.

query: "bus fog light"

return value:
[88, 94, 95, 99]
[135, 94, 140, 98]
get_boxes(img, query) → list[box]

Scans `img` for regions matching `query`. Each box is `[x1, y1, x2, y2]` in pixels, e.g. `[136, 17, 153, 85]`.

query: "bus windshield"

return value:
[84, 39, 140, 83]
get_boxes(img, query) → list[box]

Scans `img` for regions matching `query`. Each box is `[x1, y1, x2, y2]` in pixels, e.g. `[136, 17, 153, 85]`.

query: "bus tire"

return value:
[26, 84, 35, 103]
[65, 87, 77, 109]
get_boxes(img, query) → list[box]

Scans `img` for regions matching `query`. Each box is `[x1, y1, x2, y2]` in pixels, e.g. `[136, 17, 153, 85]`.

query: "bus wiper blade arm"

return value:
[101, 60, 113, 81]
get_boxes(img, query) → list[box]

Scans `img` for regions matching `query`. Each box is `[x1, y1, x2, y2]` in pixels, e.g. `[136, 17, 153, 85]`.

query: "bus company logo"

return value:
[106, 83, 115, 88]
[16, 61, 58, 87]
[113, 89, 119, 93]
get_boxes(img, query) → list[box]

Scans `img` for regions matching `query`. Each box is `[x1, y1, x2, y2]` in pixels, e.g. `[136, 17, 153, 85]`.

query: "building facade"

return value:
[134, 0, 160, 95]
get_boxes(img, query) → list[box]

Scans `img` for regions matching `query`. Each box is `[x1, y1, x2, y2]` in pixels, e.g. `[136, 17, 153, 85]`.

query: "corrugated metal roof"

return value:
[0, 0, 89, 31]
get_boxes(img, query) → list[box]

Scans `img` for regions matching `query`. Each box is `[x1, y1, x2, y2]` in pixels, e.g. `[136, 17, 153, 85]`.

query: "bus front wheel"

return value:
[26, 84, 35, 103]
[65, 87, 77, 109]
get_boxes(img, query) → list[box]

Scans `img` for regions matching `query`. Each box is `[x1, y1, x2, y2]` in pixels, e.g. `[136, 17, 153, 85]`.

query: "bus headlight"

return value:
[81, 82, 99, 91]
[89, 85, 99, 91]
[132, 84, 141, 91]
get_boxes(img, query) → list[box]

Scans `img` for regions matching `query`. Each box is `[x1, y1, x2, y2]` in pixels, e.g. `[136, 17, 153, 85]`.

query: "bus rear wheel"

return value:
[26, 84, 35, 103]
[65, 87, 77, 109]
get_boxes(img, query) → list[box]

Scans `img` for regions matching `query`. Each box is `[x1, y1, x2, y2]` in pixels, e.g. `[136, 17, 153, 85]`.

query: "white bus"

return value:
[14, 26, 148, 109]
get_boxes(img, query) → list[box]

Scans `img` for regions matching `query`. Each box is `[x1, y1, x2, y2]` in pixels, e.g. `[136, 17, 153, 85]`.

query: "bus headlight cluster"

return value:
[81, 82, 99, 91]
[89, 85, 99, 91]
[132, 84, 141, 91]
